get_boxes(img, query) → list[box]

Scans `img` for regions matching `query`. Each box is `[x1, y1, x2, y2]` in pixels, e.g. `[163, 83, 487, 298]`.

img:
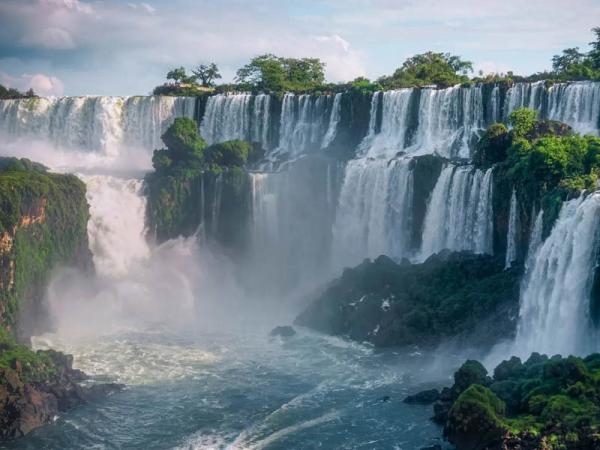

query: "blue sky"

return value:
[1, 0, 599, 96]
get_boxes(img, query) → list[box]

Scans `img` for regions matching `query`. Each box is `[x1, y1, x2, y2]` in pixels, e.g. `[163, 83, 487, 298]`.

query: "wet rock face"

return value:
[295, 251, 521, 350]
[269, 325, 296, 338]
[0, 350, 122, 441]
[403, 388, 440, 405]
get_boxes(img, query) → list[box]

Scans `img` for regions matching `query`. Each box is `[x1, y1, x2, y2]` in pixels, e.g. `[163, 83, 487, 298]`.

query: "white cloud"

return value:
[21, 27, 75, 49]
[0, 71, 64, 96]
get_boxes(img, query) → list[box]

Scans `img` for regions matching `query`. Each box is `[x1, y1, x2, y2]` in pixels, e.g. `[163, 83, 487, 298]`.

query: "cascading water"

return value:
[361, 86, 489, 159]
[277, 93, 335, 155]
[515, 194, 600, 356]
[525, 209, 544, 270]
[200, 93, 271, 149]
[420, 164, 494, 258]
[321, 93, 342, 149]
[505, 189, 519, 269]
[0, 96, 195, 157]
[332, 157, 414, 268]
[504, 81, 600, 135]
[82, 175, 150, 278]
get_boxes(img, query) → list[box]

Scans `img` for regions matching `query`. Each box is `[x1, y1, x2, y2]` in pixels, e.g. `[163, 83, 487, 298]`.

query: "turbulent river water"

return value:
[3, 328, 452, 450]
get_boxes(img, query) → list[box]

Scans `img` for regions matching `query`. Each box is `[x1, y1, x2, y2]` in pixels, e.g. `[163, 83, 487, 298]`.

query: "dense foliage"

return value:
[0, 328, 56, 383]
[475, 108, 600, 234]
[0, 158, 90, 329]
[295, 251, 521, 349]
[235, 54, 326, 93]
[437, 353, 600, 449]
[550, 27, 600, 81]
[145, 118, 253, 245]
[378, 51, 473, 89]
[0, 85, 35, 100]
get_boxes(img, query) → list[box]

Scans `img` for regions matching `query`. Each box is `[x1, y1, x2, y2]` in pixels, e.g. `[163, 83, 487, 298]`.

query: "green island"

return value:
[425, 353, 600, 450]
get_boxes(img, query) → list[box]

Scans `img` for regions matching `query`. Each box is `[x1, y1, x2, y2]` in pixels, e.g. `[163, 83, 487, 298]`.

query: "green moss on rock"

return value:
[437, 353, 600, 450]
[0, 157, 90, 335]
[294, 251, 521, 349]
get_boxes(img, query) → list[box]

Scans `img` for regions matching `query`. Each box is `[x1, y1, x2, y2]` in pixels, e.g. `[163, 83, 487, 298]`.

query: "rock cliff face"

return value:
[0, 157, 92, 337]
[295, 251, 521, 349]
[0, 329, 121, 441]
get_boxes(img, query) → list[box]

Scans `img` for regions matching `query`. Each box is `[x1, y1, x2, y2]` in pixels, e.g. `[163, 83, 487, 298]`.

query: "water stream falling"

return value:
[505, 189, 519, 269]
[0, 96, 195, 157]
[332, 157, 414, 268]
[515, 194, 600, 356]
[420, 165, 494, 258]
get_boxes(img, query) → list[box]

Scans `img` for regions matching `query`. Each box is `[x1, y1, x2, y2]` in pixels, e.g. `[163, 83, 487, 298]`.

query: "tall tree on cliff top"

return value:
[235, 54, 325, 92]
[379, 51, 473, 88]
[191, 63, 222, 87]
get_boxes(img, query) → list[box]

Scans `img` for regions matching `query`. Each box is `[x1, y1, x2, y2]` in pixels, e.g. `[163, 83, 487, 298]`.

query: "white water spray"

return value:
[515, 194, 600, 356]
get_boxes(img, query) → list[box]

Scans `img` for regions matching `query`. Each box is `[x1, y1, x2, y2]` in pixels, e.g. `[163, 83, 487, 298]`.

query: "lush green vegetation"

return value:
[235, 54, 326, 93]
[440, 354, 600, 449]
[152, 63, 220, 95]
[295, 251, 521, 349]
[379, 52, 473, 89]
[0, 157, 89, 328]
[0, 85, 36, 100]
[475, 108, 600, 233]
[0, 328, 57, 383]
[145, 118, 253, 245]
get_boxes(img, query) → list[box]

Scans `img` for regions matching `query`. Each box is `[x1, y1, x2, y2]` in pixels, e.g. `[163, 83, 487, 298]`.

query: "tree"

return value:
[588, 26, 600, 69]
[191, 63, 221, 87]
[508, 108, 538, 139]
[166, 67, 190, 84]
[159, 117, 207, 162]
[552, 48, 585, 73]
[379, 51, 473, 88]
[236, 54, 325, 92]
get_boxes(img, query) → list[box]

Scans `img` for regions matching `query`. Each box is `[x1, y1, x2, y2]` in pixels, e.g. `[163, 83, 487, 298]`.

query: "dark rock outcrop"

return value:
[404, 388, 440, 405]
[295, 251, 521, 350]
[269, 325, 296, 338]
[0, 335, 122, 441]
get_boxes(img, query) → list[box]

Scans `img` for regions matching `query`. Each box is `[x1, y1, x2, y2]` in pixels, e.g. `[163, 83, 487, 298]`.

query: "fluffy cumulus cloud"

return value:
[0, 0, 598, 95]
[0, 71, 64, 96]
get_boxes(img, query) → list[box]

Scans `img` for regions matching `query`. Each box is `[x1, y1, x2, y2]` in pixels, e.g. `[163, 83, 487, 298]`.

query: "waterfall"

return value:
[361, 86, 486, 159]
[504, 81, 600, 136]
[332, 158, 414, 268]
[321, 93, 342, 149]
[277, 93, 334, 155]
[505, 189, 519, 269]
[515, 193, 600, 356]
[80, 175, 150, 278]
[420, 165, 493, 258]
[546, 82, 600, 135]
[361, 89, 412, 157]
[504, 81, 547, 118]
[200, 93, 271, 149]
[364, 91, 381, 139]
[525, 209, 544, 271]
[0, 96, 195, 156]
[250, 172, 279, 247]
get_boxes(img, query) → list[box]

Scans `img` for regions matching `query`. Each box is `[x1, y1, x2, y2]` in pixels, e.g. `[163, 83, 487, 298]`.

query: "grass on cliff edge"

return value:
[0, 328, 56, 383]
